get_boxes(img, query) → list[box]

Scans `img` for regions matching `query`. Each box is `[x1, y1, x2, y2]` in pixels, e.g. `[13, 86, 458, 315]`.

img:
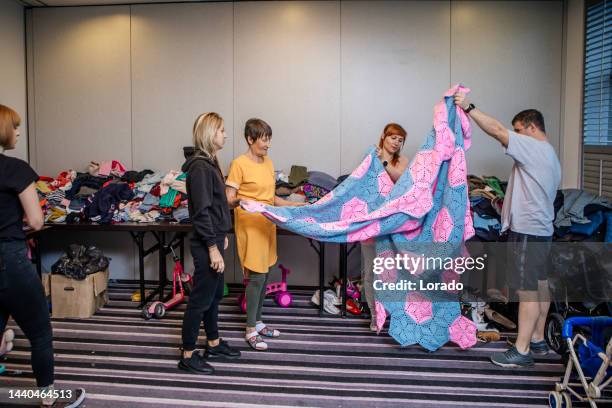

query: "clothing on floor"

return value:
[0, 239, 54, 387]
[227, 155, 277, 273]
[0, 154, 39, 240]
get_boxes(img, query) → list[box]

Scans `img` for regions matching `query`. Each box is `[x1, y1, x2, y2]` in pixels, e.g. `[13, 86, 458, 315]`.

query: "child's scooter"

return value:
[237, 264, 292, 313]
[142, 247, 192, 320]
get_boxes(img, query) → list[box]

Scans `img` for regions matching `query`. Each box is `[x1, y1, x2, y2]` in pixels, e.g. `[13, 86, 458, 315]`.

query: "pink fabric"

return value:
[375, 301, 387, 333]
[432, 207, 454, 242]
[340, 197, 368, 221]
[449, 315, 478, 349]
[441, 269, 461, 293]
[377, 171, 394, 197]
[347, 221, 381, 242]
[404, 292, 433, 324]
[448, 148, 467, 188]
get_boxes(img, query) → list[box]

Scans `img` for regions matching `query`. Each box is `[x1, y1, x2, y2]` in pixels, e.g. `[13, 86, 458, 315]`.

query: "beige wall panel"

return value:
[451, 1, 563, 179]
[234, 1, 341, 176]
[131, 2, 235, 174]
[0, 0, 28, 161]
[341, 0, 451, 174]
[32, 6, 132, 176]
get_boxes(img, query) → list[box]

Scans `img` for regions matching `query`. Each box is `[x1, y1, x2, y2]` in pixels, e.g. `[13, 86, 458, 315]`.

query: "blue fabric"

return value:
[473, 213, 501, 231]
[605, 212, 612, 243]
[569, 211, 603, 236]
[241, 86, 476, 350]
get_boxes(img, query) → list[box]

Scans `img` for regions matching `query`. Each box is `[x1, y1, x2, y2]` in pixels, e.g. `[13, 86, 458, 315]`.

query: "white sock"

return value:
[246, 331, 258, 339]
[255, 322, 266, 332]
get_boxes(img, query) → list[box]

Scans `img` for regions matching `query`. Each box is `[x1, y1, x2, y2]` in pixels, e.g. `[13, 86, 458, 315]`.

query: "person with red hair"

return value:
[363, 123, 410, 331]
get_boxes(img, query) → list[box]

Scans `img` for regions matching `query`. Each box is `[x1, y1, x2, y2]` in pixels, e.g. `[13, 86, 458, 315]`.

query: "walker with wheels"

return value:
[549, 316, 612, 408]
[237, 264, 292, 313]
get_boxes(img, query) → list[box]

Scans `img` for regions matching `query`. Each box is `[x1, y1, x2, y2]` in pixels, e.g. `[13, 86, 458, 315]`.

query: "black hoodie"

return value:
[181, 154, 232, 247]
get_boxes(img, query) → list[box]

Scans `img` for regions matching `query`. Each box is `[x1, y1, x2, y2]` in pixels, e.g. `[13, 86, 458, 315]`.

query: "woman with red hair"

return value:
[363, 123, 409, 331]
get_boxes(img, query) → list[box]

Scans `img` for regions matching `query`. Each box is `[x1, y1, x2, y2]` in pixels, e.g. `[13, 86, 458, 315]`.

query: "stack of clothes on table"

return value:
[467, 175, 506, 242]
[553, 189, 612, 242]
[36, 160, 191, 224]
[275, 165, 342, 204]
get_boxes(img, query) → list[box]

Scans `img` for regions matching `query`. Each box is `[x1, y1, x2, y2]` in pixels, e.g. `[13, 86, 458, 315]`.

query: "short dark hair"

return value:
[512, 109, 546, 132]
[244, 118, 272, 143]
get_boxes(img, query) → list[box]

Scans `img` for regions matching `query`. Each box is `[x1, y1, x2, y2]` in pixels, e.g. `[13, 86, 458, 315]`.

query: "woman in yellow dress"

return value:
[226, 118, 305, 351]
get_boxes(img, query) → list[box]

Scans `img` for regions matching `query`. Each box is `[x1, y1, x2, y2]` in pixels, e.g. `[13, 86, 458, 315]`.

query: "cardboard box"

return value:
[51, 269, 109, 318]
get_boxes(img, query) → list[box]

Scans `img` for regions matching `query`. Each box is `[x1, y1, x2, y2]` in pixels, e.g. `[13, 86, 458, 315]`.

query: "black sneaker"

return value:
[206, 339, 241, 359]
[490, 346, 534, 368]
[530, 340, 550, 356]
[178, 351, 215, 374]
[44, 388, 86, 408]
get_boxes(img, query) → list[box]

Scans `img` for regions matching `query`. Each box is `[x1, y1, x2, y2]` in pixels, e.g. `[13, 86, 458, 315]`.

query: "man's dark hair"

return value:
[512, 109, 546, 132]
[244, 118, 272, 143]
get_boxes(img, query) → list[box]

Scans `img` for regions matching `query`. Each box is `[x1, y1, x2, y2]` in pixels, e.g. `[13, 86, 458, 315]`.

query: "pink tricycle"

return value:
[237, 264, 292, 312]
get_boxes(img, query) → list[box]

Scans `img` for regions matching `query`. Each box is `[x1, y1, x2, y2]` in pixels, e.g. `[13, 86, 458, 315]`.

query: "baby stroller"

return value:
[546, 243, 612, 355]
[549, 316, 612, 408]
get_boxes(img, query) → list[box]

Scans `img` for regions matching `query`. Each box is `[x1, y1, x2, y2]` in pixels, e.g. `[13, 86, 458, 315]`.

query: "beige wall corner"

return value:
[0, 0, 28, 162]
[560, 0, 585, 189]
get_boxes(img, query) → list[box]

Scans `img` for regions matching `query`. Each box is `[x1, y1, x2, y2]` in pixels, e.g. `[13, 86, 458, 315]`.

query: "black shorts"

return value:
[506, 230, 552, 292]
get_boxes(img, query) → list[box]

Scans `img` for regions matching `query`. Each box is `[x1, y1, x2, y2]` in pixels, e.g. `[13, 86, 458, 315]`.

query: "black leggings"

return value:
[181, 237, 225, 351]
[0, 239, 54, 387]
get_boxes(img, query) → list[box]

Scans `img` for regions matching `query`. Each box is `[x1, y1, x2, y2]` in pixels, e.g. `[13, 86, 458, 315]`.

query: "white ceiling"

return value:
[19, 0, 219, 6]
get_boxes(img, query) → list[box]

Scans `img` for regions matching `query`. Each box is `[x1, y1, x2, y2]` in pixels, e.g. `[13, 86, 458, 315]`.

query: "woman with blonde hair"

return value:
[362, 122, 409, 331]
[179, 112, 240, 375]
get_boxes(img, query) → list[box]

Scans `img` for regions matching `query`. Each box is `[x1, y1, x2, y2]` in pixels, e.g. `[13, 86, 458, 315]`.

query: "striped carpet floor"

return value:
[1, 281, 570, 407]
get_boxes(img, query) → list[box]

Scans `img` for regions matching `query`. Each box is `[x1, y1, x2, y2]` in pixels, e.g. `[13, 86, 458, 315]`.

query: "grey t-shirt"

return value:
[500, 131, 561, 236]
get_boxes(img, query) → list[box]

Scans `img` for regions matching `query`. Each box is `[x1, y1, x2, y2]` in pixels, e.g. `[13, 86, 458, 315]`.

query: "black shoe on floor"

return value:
[178, 351, 215, 374]
[206, 339, 241, 359]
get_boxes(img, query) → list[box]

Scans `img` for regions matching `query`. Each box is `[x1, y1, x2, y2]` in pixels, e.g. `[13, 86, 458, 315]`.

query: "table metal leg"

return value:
[158, 231, 167, 301]
[137, 232, 145, 308]
[340, 243, 348, 317]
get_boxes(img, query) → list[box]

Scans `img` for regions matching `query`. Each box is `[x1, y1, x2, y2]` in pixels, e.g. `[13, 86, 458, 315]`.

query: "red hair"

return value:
[378, 123, 407, 166]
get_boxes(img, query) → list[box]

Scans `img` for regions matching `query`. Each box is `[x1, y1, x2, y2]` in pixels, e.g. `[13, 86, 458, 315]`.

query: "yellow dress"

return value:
[226, 154, 277, 274]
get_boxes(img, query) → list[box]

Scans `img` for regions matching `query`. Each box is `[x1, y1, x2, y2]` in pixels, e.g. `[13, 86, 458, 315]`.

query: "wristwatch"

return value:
[382, 160, 389, 167]
[465, 103, 476, 113]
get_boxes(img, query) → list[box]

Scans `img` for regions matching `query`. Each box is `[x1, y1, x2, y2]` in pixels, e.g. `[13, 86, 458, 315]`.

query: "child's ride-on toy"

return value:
[237, 264, 292, 313]
[142, 248, 192, 320]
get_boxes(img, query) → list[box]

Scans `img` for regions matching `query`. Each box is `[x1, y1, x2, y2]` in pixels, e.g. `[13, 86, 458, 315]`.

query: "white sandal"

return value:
[246, 333, 268, 351]
[0, 329, 14, 356]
